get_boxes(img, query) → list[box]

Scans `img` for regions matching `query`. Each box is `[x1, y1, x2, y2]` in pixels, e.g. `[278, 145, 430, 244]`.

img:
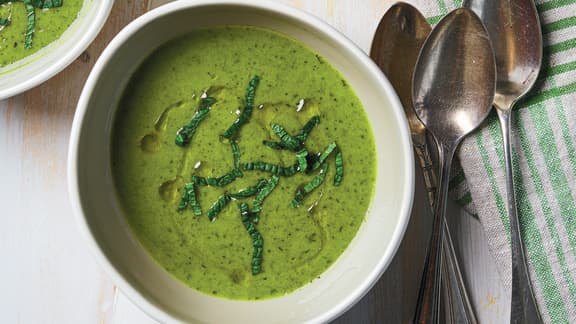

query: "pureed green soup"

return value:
[112, 26, 377, 300]
[0, 0, 82, 67]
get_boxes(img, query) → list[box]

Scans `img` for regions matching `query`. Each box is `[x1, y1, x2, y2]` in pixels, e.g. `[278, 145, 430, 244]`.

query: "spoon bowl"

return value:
[413, 16, 496, 143]
[412, 8, 495, 323]
[465, 0, 542, 112]
[370, 3, 430, 136]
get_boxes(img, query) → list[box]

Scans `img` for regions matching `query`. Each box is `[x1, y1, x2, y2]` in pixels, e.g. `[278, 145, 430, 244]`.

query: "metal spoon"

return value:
[369, 4, 476, 323]
[412, 8, 495, 323]
[462, 0, 544, 322]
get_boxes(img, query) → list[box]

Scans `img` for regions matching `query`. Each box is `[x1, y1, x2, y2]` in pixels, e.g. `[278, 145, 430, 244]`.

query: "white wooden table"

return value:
[0, 1, 507, 322]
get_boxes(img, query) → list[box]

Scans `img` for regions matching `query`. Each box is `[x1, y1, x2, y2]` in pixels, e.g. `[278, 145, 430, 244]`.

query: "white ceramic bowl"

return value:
[0, 0, 113, 100]
[68, 1, 414, 323]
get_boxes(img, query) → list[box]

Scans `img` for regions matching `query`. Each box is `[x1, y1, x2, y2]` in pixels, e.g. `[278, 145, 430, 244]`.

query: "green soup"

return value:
[0, 1, 83, 67]
[112, 26, 377, 300]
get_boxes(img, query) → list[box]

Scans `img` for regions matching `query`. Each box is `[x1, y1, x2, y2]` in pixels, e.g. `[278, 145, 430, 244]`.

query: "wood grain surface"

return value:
[0, 1, 507, 323]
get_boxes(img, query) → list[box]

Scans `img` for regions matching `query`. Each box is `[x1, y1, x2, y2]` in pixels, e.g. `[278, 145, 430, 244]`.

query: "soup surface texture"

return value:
[112, 26, 377, 300]
[0, 0, 82, 67]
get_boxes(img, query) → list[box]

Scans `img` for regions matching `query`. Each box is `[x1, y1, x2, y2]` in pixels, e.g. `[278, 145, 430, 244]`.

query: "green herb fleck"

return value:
[295, 115, 320, 142]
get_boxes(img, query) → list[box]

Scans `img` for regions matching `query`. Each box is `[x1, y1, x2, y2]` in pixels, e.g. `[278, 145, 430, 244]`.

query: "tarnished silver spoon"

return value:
[369, 3, 476, 323]
[463, 0, 544, 322]
[412, 8, 496, 323]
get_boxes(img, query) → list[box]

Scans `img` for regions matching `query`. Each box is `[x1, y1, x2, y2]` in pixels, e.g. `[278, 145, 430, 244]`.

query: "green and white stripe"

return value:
[412, 0, 576, 321]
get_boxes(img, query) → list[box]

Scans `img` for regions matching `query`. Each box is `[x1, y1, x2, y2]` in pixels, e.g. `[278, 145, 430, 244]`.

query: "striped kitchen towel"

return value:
[415, 0, 576, 322]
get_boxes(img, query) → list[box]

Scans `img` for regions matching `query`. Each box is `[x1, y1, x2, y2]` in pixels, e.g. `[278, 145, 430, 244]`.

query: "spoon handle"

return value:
[413, 138, 437, 206]
[414, 141, 457, 324]
[497, 108, 543, 324]
[413, 134, 477, 324]
[443, 217, 478, 323]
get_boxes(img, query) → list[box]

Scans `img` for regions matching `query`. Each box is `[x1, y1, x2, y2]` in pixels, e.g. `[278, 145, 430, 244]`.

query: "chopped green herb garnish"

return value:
[262, 140, 287, 150]
[39, 0, 63, 8]
[243, 161, 276, 174]
[229, 179, 268, 199]
[175, 96, 216, 147]
[281, 164, 299, 177]
[24, 2, 34, 49]
[231, 139, 241, 173]
[177, 184, 191, 210]
[242, 161, 298, 177]
[294, 115, 320, 143]
[217, 173, 236, 186]
[192, 175, 208, 186]
[173, 77, 345, 276]
[262, 116, 320, 152]
[251, 175, 279, 221]
[20, 0, 63, 8]
[292, 162, 328, 208]
[208, 194, 231, 221]
[239, 202, 264, 275]
[223, 76, 259, 139]
[0, 18, 10, 27]
[178, 183, 202, 216]
[194, 168, 242, 188]
[207, 171, 240, 187]
[296, 148, 308, 173]
[270, 123, 300, 151]
[310, 142, 337, 172]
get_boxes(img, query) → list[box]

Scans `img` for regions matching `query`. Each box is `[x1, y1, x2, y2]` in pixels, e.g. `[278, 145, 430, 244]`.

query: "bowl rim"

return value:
[0, 0, 114, 100]
[68, 0, 414, 322]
